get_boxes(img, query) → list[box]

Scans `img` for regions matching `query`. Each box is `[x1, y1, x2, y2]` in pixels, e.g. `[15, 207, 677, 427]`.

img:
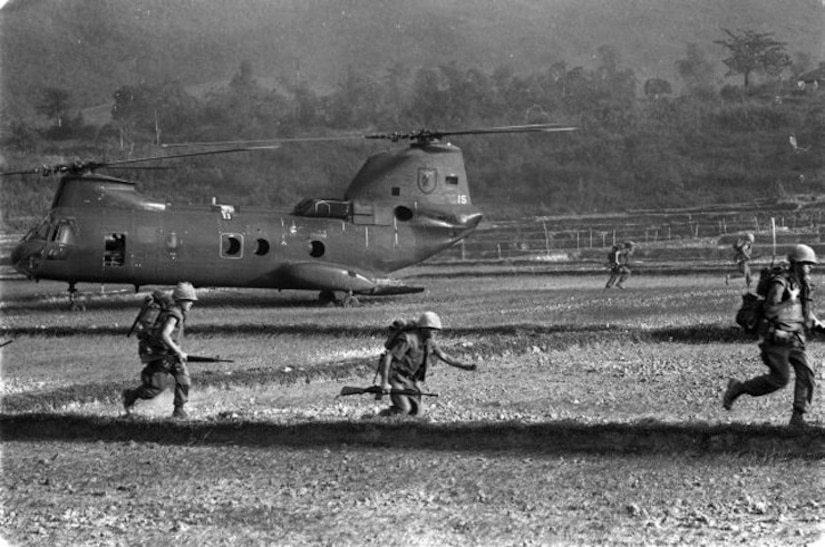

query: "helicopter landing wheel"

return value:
[341, 293, 360, 308]
[318, 290, 337, 306]
[67, 283, 86, 312]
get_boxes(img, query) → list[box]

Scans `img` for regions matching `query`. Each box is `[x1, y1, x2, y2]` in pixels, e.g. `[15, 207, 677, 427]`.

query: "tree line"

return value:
[1, 29, 823, 228]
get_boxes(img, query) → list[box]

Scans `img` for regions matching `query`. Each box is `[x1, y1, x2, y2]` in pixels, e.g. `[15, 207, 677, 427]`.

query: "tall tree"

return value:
[715, 28, 791, 87]
[38, 87, 71, 128]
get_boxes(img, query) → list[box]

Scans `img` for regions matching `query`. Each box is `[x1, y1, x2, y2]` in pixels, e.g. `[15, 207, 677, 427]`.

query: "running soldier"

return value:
[605, 241, 636, 289]
[375, 311, 477, 417]
[723, 244, 824, 428]
[726, 232, 755, 289]
[122, 282, 198, 418]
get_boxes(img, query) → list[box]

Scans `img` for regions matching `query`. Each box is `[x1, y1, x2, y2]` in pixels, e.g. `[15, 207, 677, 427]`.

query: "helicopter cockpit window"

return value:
[220, 233, 243, 259]
[446, 175, 459, 185]
[53, 223, 75, 245]
[103, 233, 126, 267]
[29, 219, 50, 241]
[391, 187, 400, 196]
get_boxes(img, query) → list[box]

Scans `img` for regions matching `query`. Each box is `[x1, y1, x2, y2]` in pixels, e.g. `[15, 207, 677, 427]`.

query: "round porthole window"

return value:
[309, 240, 325, 258]
[394, 206, 413, 221]
[254, 238, 270, 256]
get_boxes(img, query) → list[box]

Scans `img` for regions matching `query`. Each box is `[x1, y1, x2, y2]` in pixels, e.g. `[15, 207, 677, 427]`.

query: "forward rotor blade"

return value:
[0, 145, 280, 177]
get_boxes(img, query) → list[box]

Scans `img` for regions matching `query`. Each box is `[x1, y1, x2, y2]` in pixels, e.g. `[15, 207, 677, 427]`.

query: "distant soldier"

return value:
[726, 232, 755, 289]
[375, 311, 477, 417]
[723, 244, 824, 428]
[122, 282, 198, 419]
[605, 241, 636, 289]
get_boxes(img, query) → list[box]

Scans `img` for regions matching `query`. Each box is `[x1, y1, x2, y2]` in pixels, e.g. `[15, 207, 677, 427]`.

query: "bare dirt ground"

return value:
[2, 271, 824, 546]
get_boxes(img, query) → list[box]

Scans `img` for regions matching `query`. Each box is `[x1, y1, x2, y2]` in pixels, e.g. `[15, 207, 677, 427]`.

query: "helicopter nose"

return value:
[11, 240, 45, 278]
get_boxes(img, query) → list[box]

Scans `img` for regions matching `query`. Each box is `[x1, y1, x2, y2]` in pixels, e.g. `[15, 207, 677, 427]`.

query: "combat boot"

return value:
[722, 378, 742, 410]
[789, 410, 808, 429]
[171, 406, 188, 419]
[121, 389, 137, 415]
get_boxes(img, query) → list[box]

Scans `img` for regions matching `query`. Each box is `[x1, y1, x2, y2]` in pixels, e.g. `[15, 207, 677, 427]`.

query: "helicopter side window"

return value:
[446, 175, 459, 185]
[254, 238, 270, 256]
[103, 233, 126, 267]
[221, 233, 243, 259]
[392, 187, 400, 196]
[309, 240, 325, 258]
[394, 206, 413, 222]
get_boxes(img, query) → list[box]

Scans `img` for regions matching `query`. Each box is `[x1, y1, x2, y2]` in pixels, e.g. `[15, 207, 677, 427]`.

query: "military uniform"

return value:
[383, 330, 431, 415]
[605, 241, 635, 289]
[729, 233, 754, 288]
[376, 312, 476, 417]
[123, 282, 197, 418]
[724, 245, 820, 427]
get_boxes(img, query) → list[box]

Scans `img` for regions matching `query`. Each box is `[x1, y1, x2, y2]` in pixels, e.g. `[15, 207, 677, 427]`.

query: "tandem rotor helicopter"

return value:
[6, 124, 574, 309]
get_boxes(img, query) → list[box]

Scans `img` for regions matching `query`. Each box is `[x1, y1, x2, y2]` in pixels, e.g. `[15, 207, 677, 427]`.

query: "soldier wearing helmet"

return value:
[123, 281, 199, 419]
[374, 311, 477, 417]
[727, 232, 755, 289]
[605, 240, 636, 289]
[724, 244, 824, 427]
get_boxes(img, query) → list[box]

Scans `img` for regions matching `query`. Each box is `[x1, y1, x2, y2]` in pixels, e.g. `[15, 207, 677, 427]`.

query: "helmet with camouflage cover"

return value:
[172, 281, 198, 301]
[788, 244, 817, 265]
[417, 311, 442, 330]
[744, 232, 755, 243]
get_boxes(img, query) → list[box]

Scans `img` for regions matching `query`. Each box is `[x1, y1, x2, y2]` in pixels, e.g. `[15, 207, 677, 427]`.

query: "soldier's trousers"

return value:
[389, 372, 423, 416]
[606, 266, 630, 288]
[741, 341, 815, 413]
[133, 357, 191, 408]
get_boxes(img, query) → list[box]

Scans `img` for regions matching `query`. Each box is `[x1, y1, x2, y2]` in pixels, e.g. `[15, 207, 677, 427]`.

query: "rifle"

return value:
[126, 299, 152, 337]
[184, 355, 235, 363]
[339, 385, 438, 398]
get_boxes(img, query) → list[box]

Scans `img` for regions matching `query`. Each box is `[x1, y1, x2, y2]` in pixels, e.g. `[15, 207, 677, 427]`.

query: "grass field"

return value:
[1, 269, 824, 546]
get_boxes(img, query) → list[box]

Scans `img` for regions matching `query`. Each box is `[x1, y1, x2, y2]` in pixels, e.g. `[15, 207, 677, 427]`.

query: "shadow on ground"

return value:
[1, 322, 750, 344]
[1, 412, 822, 457]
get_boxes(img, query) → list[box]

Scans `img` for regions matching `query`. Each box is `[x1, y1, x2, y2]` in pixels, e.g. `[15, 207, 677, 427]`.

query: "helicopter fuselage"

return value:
[12, 142, 484, 296]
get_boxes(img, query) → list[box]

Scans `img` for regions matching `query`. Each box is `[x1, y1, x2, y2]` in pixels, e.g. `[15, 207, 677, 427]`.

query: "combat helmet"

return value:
[745, 232, 755, 243]
[172, 281, 198, 301]
[788, 244, 817, 265]
[417, 311, 442, 330]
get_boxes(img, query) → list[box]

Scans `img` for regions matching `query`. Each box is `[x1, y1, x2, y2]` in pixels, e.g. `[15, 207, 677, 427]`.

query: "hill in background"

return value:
[1, 0, 823, 117]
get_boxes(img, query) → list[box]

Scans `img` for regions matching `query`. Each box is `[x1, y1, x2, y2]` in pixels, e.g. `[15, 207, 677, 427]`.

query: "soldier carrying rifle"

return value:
[374, 311, 477, 417]
[122, 282, 198, 419]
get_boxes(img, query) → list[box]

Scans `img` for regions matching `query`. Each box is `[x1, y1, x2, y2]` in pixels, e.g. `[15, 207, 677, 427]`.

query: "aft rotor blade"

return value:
[103, 145, 281, 165]
[162, 123, 577, 148]
[437, 123, 578, 137]
[364, 123, 577, 142]
[162, 135, 363, 148]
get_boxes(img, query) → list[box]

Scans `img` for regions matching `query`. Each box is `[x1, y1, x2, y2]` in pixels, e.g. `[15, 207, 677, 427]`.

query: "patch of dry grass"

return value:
[2, 272, 824, 546]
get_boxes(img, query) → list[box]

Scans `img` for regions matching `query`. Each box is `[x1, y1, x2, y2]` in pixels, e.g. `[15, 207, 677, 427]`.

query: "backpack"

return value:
[384, 318, 418, 350]
[131, 290, 173, 341]
[735, 265, 785, 334]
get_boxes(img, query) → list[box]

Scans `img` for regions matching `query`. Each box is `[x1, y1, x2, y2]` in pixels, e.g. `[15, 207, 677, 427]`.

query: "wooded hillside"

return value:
[0, 0, 823, 228]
